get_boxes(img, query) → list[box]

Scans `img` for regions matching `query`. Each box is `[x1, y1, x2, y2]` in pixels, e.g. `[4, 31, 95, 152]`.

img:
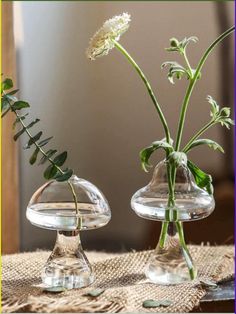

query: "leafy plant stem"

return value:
[183, 120, 215, 153]
[4, 93, 81, 229]
[175, 25, 234, 152]
[183, 50, 192, 76]
[113, 39, 171, 144]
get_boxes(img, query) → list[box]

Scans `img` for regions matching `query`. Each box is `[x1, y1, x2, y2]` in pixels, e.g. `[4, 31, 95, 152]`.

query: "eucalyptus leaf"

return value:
[6, 89, 19, 96]
[38, 149, 57, 165]
[1, 97, 10, 111]
[13, 113, 29, 129]
[5, 94, 17, 102]
[55, 169, 73, 182]
[143, 299, 172, 308]
[13, 128, 26, 141]
[44, 164, 58, 180]
[1, 78, 13, 91]
[53, 151, 67, 166]
[84, 289, 105, 297]
[38, 136, 53, 147]
[1, 107, 11, 118]
[29, 147, 40, 165]
[187, 160, 213, 195]
[26, 118, 40, 129]
[184, 139, 224, 153]
[200, 279, 217, 289]
[26, 131, 43, 148]
[11, 100, 30, 110]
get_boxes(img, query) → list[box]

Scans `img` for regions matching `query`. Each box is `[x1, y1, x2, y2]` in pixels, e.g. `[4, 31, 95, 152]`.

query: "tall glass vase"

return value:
[131, 160, 215, 285]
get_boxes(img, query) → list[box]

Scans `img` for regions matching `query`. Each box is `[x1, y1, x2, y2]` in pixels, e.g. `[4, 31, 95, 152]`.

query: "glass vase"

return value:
[26, 174, 111, 289]
[131, 160, 215, 285]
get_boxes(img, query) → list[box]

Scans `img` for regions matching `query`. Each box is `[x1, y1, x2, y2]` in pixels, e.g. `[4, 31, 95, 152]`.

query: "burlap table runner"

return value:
[2, 245, 234, 313]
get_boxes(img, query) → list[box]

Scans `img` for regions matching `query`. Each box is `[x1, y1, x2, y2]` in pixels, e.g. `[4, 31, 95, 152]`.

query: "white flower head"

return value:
[86, 13, 131, 60]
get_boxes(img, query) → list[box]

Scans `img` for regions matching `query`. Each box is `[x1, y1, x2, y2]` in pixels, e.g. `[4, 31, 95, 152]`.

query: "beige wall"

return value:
[14, 1, 234, 251]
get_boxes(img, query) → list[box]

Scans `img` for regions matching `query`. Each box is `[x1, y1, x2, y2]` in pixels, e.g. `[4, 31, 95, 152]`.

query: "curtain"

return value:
[2, 2, 19, 253]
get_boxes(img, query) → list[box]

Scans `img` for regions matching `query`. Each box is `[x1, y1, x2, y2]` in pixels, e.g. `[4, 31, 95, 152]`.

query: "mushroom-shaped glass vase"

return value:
[131, 160, 215, 285]
[26, 174, 111, 289]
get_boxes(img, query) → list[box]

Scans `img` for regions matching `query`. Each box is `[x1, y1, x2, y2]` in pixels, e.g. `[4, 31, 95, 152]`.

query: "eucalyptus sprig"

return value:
[1, 77, 81, 227]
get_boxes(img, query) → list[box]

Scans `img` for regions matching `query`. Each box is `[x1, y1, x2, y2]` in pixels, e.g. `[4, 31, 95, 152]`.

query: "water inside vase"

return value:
[131, 161, 215, 222]
[27, 202, 111, 231]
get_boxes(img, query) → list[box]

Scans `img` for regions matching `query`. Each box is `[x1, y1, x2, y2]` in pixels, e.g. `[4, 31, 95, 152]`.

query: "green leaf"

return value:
[38, 136, 53, 147]
[25, 131, 43, 148]
[43, 286, 66, 293]
[83, 289, 105, 297]
[167, 152, 187, 167]
[13, 128, 26, 141]
[1, 106, 11, 118]
[29, 147, 40, 165]
[1, 78, 13, 91]
[140, 140, 173, 172]
[166, 36, 198, 53]
[11, 101, 30, 110]
[38, 149, 57, 165]
[161, 61, 189, 84]
[54, 169, 73, 182]
[1, 97, 10, 111]
[184, 139, 224, 153]
[44, 164, 58, 180]
[26, 118, 40, 129]
[143, 299, 172, 308]
[187, 160, 213, 194]
[13, 113, 29, 129]
[6, 89, 19, 96]
[180, 36, 198, 49]
[53, 151, 67, 166]
[207, 95, 219, 118]
[200, 279, 217, 289]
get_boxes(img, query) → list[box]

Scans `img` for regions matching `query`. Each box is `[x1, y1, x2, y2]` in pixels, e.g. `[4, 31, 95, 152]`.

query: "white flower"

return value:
[86, 13, 131, 60]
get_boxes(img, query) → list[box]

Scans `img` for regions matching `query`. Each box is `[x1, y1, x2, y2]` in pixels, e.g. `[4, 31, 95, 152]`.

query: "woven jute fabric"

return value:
[2, 245, 234, 313]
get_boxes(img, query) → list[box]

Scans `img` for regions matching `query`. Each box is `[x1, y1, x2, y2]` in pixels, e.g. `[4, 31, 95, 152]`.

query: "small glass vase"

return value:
[131, 160, 215, 285]
[26, 174, 111, 289]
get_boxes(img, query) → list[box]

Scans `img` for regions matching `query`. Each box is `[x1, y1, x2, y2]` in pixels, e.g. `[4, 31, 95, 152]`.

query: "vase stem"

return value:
[146, 221, 196, 284]
[41, 230, 94, 289]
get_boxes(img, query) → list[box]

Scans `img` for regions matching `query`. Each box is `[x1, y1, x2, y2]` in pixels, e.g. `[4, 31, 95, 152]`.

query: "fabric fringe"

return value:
[2, 295, 124, 313]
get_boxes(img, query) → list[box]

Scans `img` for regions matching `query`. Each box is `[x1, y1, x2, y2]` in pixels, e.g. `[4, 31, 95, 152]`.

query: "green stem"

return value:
[113, 39, 171, 144]
[175, 221, 196, 280]
[157, 221, 169, 250]
[183, 120, 215, 153]
[175, 25, 235, 151]
[183, 50, 193, 76]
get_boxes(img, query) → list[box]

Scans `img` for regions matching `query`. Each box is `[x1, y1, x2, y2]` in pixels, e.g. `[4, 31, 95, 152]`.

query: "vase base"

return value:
[145, 247, 197, 285]
[42, 257, 94, 289]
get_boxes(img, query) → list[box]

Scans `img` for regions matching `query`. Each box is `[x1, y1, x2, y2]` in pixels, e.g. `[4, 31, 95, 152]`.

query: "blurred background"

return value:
[2, 1, 234, 254]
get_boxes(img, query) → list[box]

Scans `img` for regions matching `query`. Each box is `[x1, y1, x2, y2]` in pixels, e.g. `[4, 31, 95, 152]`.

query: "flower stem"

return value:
[175, 25, 234, 151]
[113, 39, 171, 144]
[175, 221, 196, 280]
[183, 120, 215, 153]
